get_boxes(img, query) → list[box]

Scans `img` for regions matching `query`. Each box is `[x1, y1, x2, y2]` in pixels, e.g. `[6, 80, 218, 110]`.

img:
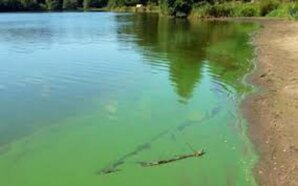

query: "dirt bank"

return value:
[244, 20, 298, 186]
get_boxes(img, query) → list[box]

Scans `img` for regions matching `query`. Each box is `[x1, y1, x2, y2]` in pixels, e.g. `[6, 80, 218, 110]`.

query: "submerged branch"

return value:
[97, 106, 221, 175]
[139, 150, 205, 167]
[98, 168, 122, 175]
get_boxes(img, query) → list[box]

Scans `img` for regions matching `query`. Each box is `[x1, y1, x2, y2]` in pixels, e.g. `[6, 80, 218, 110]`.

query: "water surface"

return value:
[0, 12, 257, 186]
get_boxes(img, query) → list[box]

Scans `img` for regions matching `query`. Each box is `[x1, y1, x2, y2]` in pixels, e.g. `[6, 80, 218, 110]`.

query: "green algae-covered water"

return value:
[0, 12, 258, 186]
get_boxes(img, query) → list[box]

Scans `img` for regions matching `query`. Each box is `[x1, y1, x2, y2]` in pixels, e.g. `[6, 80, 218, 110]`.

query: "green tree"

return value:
[46, 0, 63, 10]
[21, 0, 41, 10]
[63, 0, 77, 9]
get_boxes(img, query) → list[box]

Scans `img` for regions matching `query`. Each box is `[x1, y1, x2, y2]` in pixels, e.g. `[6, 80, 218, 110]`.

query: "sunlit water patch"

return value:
[0, 12, 258, 186]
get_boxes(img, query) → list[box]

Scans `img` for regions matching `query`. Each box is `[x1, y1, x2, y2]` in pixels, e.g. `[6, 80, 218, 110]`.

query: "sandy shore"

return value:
[244, 20, 298, 186]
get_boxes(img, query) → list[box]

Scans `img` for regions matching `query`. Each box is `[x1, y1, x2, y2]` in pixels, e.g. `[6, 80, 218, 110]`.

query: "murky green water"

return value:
[0, 12, 258, 186]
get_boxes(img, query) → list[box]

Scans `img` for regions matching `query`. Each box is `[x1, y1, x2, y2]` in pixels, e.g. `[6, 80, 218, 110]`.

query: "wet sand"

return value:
[244, 20, 298, 186]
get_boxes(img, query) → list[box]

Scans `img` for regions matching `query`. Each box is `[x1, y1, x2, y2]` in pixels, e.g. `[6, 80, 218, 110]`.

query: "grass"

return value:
[190, 1, 298, 20]
[267, 3, 298, 19]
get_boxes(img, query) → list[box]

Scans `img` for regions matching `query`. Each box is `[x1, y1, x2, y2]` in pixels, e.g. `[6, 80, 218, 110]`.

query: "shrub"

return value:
[160, 0, 192, 17]
[46, 0, 62, 10]
[260, 0, 279, 16]
[288, 3, 298, 19]
[235, 3, 259, 17]
[208, 3, 235, 17]
[190, 2, 212, 18]
[267, 3, 289, 17]
[267, 2, 298, 19]
[21, 0, 42, 10]
[0, 0, 23, 11]
[63, 0, 77, 9]
[173, 0, 192, 18]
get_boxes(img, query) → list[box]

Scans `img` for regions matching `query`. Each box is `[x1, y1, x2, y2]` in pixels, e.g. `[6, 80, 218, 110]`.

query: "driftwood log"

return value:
[139, 150, 205, 167]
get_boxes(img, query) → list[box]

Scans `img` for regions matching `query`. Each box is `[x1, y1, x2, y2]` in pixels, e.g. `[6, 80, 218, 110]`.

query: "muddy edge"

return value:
[242, 19, 298, 186]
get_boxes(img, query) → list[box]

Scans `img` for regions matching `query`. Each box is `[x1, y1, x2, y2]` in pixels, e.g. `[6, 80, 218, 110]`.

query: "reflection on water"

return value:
[116, 14, 254, 102]
[0, 12, 258, 186]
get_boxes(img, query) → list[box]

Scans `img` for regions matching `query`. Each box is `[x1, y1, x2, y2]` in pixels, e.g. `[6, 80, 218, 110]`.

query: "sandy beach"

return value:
[244, 20, 298, 186]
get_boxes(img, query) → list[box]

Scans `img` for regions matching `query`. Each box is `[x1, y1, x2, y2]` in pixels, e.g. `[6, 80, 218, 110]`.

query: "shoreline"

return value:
[243, 20, 298, 186]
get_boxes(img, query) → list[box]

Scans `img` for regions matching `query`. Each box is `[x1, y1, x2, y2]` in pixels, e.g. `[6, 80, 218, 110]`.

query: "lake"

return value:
[0, 12, 258, 186]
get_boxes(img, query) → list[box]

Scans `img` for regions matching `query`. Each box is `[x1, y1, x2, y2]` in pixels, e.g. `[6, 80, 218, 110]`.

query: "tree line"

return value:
[0, 0, 297, 20]
[0, 0, 158, 11]
[0, 0, 108, 11]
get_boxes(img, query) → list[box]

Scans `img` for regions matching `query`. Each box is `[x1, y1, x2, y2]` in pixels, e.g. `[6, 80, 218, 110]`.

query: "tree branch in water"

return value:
[139, 150, 205, 167]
